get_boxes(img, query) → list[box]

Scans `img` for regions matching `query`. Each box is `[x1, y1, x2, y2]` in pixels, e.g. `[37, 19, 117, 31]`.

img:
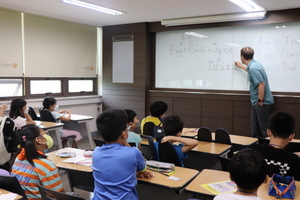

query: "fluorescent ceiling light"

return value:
[185, 32, 208, 38]
[229, 0, 264, 12]
[62, 0, 124, 15]
[161, 11, 266, 26]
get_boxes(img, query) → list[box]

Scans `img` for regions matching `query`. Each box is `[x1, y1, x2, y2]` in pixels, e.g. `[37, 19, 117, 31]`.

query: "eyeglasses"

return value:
[125, 126, 131, 131]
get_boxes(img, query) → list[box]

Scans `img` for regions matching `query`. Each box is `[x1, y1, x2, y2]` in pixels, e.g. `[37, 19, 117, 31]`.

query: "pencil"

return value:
[158, 171, 169, 177]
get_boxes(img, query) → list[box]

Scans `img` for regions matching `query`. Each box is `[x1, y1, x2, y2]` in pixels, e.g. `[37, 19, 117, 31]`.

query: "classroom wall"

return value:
[102, 8, 300, 138]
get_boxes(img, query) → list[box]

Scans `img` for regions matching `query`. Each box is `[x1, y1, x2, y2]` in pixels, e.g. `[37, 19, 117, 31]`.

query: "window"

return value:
[68, 80, 93, 93]
[0, 79, 23, 97]
[30, 79, 62, 95]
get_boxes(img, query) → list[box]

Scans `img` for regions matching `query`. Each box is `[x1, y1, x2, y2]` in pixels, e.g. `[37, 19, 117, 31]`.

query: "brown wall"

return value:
[102, 8, 300, 137]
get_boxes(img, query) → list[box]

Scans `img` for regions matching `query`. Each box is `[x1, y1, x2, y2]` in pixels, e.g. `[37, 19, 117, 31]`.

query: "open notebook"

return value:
[62, 156, 92, 167]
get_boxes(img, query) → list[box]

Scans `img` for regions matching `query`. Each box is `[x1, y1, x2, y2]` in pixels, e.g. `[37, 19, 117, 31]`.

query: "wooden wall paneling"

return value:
[202, 99, 233, 133]
[233, 101, 252, 137]
[173, 98, 201, 128]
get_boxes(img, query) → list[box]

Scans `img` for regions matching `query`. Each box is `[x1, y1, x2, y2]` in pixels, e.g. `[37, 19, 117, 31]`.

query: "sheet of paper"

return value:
[201, 181, 237, 195]
[167, 176, 182, 181]
[0, 193, 18, 200]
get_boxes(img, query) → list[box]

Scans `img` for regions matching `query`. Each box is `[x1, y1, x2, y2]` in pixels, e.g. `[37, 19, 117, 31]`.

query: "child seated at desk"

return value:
[92, 109, 153, 200]
[9, 98, 36, 129]
[156, 115, 198, 167]
[140, 100, 168, 134]
[124, 109, 142, 149]
[11, 125, 65, 200]
[214, 148, 268, 200]
[42, 97, 82, 146]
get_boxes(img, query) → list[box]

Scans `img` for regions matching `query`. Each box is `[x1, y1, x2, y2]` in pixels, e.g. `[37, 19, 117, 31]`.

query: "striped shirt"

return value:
[11, 149, 64, 200]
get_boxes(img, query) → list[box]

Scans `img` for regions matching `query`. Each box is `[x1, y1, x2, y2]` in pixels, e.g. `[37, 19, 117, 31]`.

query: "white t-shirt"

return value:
[13, 116, 26, 129]
[214, 193, 262, 200]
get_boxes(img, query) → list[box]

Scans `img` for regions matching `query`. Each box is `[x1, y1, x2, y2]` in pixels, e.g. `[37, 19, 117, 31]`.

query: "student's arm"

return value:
[0, 104, 8, 116]
[234, 61, 248, 71]
[161, 136, 198, 153]
[138, 142, 141, 150]
[58, 110, 71, 122]
[258, 82, 265, 106]
[24, 113, 36, 125]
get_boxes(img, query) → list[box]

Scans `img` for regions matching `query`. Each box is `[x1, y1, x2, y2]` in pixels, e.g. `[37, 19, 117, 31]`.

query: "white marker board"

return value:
[155, 21, 300, 92]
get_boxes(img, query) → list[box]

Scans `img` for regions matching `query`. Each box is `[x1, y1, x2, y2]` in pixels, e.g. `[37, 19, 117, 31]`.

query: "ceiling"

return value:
[0, 0, 299, 27]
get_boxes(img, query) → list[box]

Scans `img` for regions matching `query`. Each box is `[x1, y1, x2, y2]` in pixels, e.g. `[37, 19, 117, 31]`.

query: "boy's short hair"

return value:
[163, 115, 184, 136]
[150, 101, 168, 117]
[96, 109, 128, 142]
[241, 47, 254, 60]
[269, 111, 295, 139]
[229, 148, 268, 190]
[124, 109, 136, 124]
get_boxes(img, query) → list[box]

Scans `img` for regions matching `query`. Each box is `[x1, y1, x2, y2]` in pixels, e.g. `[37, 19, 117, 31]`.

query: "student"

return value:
[9, 98, 36, 129]
[157, 115, 198, 167]
[42, 97, 82, 145]
[140, 100, 168, 134]
[0, 103, 8, 116]
[249, 111, 300, 180]
[214, 148, 268, 200]
[11, 125, 65, 200]
[124, 109, 142, 149]
[92, 109, 153, 200]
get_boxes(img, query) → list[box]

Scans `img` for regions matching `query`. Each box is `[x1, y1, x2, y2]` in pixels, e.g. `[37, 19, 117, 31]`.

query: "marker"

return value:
[167, 170, 177, 176]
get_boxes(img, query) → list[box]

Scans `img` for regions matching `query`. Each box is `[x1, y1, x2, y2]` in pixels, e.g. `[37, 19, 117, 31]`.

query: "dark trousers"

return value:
[251, 104, 271, 138]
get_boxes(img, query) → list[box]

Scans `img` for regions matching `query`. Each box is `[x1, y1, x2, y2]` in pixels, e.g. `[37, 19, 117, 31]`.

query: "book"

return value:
[201, 181, 237, 195]
[62, 156, 92, 167]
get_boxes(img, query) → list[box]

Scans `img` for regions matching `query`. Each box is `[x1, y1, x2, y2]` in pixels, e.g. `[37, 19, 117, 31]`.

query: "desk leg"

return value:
[78, 121, 95, 149]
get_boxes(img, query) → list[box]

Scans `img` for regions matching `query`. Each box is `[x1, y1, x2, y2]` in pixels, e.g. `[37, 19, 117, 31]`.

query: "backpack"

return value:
[0, 117, 12, 165]
[3, 117, 19, 153]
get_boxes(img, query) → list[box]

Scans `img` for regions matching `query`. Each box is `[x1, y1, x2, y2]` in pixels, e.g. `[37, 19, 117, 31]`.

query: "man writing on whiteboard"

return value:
[235, 47, 274, 138]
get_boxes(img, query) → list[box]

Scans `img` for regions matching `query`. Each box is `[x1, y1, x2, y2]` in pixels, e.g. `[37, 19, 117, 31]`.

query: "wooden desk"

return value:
[182, 128, 198, 138]
[35, 120, 64, 149]
[0, 188, 22, 200]
[211, 132, 258, 146]
[185, 169, 300, 200]
[63, 114, 94, 149]
[46, 148, 92, 172]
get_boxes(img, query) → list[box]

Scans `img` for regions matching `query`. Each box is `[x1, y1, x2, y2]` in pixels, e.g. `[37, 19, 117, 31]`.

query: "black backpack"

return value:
[2, 118, 19, 153]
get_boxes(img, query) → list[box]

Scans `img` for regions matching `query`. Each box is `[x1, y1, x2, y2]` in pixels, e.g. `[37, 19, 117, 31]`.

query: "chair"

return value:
[158, 141, 182, 166]
[147, 136, 158, 160]
[258, 137, 270, 145]
[40, 109, 77, 148]
[62, 168, 94, 192]
[28, 107, 41, 120]
[0, 175, 28, 200]
[218, 155, 231, 172]
[197, 127, 212, 142]
[93, 138, 106, 147]
[286, 142, 300, 152]
[38, 184, 85, 200]
[128, 142, 136, 147]
[215, 128, 233, 157]
[143, 122, 155, 137]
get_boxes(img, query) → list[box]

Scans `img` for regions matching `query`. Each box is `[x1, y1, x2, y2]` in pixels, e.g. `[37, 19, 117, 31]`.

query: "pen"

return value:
[158, 171, 169, 177]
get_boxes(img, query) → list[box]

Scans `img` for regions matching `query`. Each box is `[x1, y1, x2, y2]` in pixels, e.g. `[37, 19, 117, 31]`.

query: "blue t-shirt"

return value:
[247, 60, 274, 106]
[127, 131, 142, 147]
[154, 142, 188, 167]
[92, 143, 146, 200]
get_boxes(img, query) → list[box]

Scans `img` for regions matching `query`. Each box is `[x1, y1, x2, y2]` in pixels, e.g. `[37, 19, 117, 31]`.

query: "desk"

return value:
[182, 128, 198, 138]
[185, 169, 300, 200]
[0, 188, 22, 200]
[35, 120, 64, 149]
[211, 132, 257, 146]
[63, 114, 94, 149]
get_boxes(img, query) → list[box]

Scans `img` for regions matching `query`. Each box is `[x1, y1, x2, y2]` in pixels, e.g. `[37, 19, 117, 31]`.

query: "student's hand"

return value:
[137, 170, 154, 179]
[59, 110, 66, 114]
[0, 104, 8, 110]
[160, 136, 176, 143]
[66, 110, 71, 114]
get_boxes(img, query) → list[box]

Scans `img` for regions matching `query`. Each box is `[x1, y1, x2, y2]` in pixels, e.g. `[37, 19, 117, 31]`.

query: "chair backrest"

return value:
[63, 168, 94, 192]
[286, 142, 300, 152]
[147, 136, 158, 160]
[28, 107, 41, 120]
[154, 126, 164, 141]
[158, 141, 182, 166]
[258, 137, 270, 145]
[143, 122, 155, 137]
[128, 142, 136, 147]
[39, 109, 56, 122]
[38, 184, 85, 200]
[0, 175, 28, 200]
[197, 127, 212, 142]
[218, 155, 231, 172]
[215, 128, 231, 145]
[93, 138, 106, 147]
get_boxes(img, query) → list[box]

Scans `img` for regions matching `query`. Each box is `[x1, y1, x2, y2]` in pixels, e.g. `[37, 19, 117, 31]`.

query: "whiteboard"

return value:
[155, 22, 300, 92]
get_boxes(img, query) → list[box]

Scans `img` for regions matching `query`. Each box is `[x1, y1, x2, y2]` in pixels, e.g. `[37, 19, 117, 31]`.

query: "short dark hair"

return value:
[163, 115, 184, 136]
[150, 101, 168, 117]
[269, 111, 295, 138]
[241, 47, 254, 60]
[96, 109, 128, 142]
[42, 97, 57, 109]
[124, 109, 137, 124]
[229, 148, 267, 190]
[9, 98, 27, 119]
